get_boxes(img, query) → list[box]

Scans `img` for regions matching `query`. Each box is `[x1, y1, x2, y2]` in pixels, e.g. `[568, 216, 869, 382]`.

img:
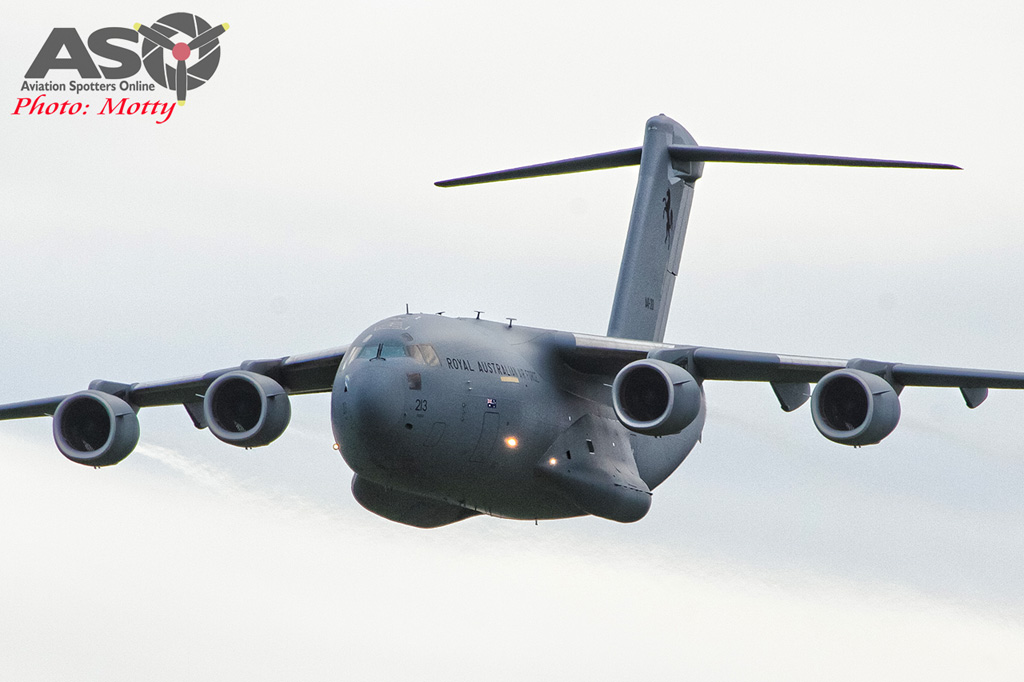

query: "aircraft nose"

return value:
[343, 361, 406, 434]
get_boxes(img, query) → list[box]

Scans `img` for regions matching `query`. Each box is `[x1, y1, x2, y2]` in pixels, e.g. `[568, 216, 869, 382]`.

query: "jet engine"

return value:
[52, 390, 140, 466]
[203, 371, 291, 448]
[612, 359, 702, 436]
[811, 368, 901, 446]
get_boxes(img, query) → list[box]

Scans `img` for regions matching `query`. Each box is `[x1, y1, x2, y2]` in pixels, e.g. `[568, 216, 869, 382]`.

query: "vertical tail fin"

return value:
[607, 115, 702, 342]
[435, 116, 958, 342]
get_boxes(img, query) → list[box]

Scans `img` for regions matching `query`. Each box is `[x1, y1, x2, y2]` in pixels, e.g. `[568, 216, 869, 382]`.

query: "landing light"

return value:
[548, 457, 557, 466]
[505, 436, 518, 449]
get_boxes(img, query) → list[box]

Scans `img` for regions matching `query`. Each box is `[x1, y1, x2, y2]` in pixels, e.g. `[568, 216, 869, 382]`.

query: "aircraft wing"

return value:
[558, 333, 1024, 410]
[0, 345, 348, 423]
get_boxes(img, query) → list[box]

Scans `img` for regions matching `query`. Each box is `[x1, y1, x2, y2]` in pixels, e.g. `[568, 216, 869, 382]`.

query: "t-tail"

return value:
[436, 115, 959, 342]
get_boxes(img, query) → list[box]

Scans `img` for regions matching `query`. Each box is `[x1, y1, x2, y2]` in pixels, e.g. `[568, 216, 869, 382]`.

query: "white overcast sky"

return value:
[2, 2, 1023, 680]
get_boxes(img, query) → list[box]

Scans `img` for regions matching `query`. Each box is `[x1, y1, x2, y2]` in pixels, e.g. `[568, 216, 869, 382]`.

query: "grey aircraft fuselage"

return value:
[334, 313, 703, 523]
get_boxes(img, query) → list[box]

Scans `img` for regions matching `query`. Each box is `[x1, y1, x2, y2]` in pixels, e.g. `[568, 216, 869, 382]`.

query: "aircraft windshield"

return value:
[348, 342, 439, 365]
[406, 344, 440, 366]
[378, 342, 406, 359]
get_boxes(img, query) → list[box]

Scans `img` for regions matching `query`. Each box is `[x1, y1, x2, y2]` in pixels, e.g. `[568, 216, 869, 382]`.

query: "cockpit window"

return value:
[407, 344, 440, 366]
[379, 342, 406, 359]
[348, 341, 439, 365]
[340, 346, 361, 370]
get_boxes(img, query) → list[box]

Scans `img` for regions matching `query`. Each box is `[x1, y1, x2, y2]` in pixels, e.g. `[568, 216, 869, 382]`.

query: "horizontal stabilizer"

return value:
[436, 143, 959, 187]
[667, 145, 961, 170]
[435, 147, 641, 187]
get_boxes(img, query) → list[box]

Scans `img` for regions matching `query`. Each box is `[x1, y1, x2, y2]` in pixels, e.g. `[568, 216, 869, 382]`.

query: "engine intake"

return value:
[811, 368, 900, 446]
[612, 359, 702, 436]
[53, 390, 140, 466]
[203, 371, 291, 448]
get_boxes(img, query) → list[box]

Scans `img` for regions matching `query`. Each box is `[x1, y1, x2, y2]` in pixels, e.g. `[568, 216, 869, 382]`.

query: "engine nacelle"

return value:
[53, 390, 140, 466]
[811, 368, 901, 446]
[203, 371, 291, 448]
[612, 359, 702, 436]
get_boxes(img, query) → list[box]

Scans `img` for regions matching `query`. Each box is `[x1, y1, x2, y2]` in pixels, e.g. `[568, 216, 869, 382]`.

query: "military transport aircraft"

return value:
[3, 115, 1022, 528]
